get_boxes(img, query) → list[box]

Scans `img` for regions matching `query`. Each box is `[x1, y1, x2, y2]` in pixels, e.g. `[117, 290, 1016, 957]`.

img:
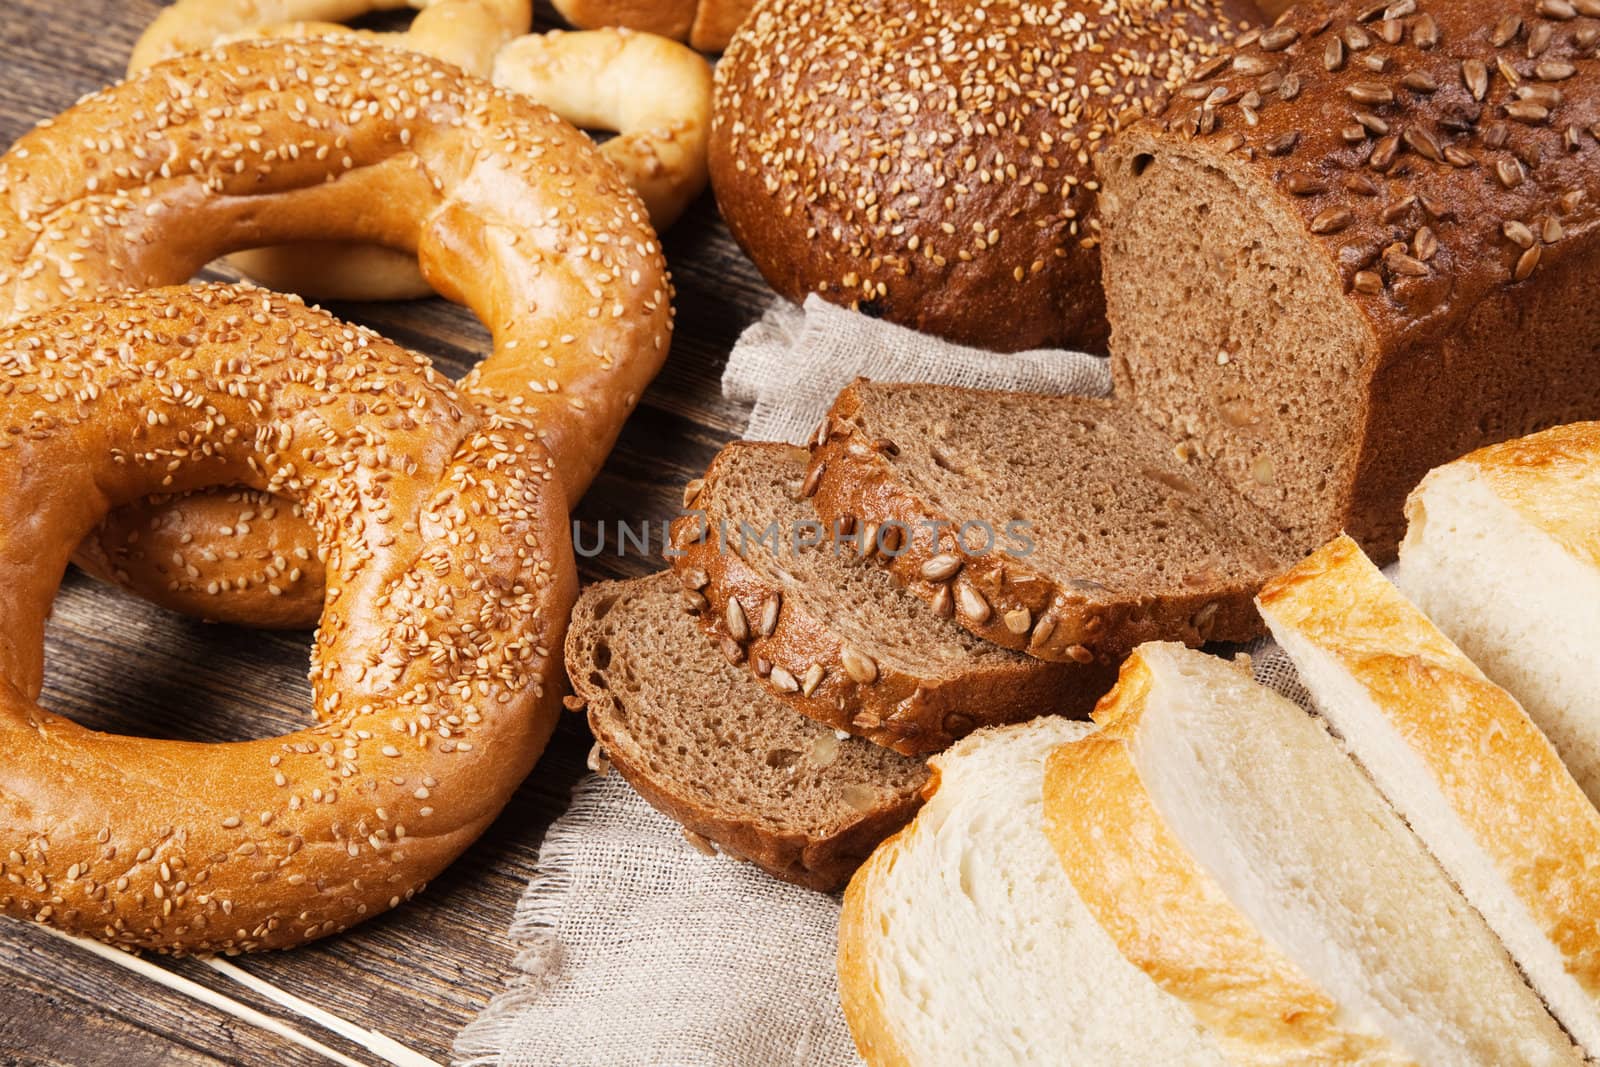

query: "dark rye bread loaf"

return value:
[1100, 0, 1600, 555]
[806, 383, 1298, 664]
[709, 0, 1263, 353]
[669, 442, 1113, 754]
[566, 572, 930, 891]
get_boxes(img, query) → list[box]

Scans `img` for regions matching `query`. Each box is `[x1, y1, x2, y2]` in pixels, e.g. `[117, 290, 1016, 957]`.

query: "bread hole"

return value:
[765, 747, 800, 769]
[1130, 152, 1155, 177]
[591, 593, 619, 620]
[588, 670, 607, 691]
[592, 639, 612, 670]
[930, 447, 965, 476]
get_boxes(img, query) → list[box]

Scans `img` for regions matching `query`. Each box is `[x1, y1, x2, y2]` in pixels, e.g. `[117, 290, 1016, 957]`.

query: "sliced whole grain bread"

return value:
[671, 442, 1113, 755]
[806, 381, 1299, 662]
[565, 571, 930, 891]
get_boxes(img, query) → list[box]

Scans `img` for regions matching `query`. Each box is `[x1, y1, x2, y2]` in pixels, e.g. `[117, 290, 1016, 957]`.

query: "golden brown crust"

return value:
[1102, 0, 1600, 556]
[1428, 420, 1600, 570]
[550, 0, 749, 52]
[1258, 534, 1600, 999]
[708, 0, 1262, 353]
[803, 385, 1270, 663]
[669, 443, 1111, 754]
[0, 39, 670, 626]
[836, 821, 917, 1067]
[0, 284, 575, 953]
[1041, 653, 1410, 1064]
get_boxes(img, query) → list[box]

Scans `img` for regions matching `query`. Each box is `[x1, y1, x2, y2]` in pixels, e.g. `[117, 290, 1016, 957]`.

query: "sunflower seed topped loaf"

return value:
[670, 443, 1112, 755]
[1100, 0, 1600, 556]
[807, 382, 1300, 663]
[565, 573, 930, 891]
[710, 0, 1264, 352]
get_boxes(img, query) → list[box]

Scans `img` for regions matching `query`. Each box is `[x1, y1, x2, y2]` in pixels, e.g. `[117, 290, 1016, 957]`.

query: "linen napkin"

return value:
[454, 296, 1311, 1067]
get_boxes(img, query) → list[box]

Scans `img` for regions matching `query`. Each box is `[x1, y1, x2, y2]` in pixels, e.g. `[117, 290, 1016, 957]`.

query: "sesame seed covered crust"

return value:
[0, 39, 670, 626]
[709, 0, 1262, 352]
[1101, 0, 1600, 555]
[0, 284, 574, 953]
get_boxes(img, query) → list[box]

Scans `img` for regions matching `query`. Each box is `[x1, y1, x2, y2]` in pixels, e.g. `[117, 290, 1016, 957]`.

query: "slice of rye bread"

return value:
[805, 382, 1300, 662]
[670, 442, 1114, 755]
[565, 572, 931, 891]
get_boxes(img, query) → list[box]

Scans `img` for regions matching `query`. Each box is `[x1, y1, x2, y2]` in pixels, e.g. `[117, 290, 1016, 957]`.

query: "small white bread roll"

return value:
[837, 717, 1227, 1067]
[1261, 534, 1600, 1058]
[1043, 643, 1581, 1067]
[1399, 423, 1600, 806]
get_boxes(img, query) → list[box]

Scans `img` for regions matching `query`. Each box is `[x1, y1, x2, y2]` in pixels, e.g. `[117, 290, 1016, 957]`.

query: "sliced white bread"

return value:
[1399, 423, 1600, 807]
[838, 717, 1226, 1067]
[1042, 643, 1581, 1067]
[1259, 534, 1600, 1058]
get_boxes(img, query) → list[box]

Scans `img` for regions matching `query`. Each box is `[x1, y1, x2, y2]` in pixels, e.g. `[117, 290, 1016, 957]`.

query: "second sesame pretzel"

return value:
[130, 6, 712, 302]
[0, 40, 672, 627]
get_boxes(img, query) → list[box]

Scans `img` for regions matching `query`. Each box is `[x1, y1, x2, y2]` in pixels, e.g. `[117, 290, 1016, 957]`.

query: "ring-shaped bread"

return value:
[130, 7, 710, 301]
[0, 283, 574, 953]
[0, 38, 671, 627]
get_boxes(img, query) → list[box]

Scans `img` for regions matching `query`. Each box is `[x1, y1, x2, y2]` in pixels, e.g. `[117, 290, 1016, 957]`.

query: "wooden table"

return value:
[0, 3, 773, 1062]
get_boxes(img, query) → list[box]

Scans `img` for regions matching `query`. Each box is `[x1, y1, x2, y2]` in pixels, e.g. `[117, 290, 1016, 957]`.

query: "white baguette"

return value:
[1042, 643, 1581, 1066]
[1399, 422, 1600, 807]
[1259, 534, 1600, 1057]
[837, 717, 1226, 1067]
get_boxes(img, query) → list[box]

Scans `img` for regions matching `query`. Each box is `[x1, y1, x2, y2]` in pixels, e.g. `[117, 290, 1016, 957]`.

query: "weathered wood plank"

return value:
[0, 0, 772, 1061]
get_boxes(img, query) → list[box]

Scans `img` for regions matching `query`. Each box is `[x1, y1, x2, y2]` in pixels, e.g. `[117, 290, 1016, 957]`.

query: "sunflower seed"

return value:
[1370, 134, 1402, 169]
[1066, 645, 1096, 665]
[1355, 110, 1391, 135]
[1544, 216, 1565, 243]
[957, 582, 992, 624]
[1560, 189, 1587, 215]
[1378, 20, 1404, 45]
[1506, 100, 1551, 124]
[921, 554, 963, 582]
[1260, 26, 1299, 51]
[1404, 127, 1445, 162]
[930, 583, 954, 619]
[682, 479, 704, 508]
[1462, 59, 1489, 101]
[1325, 36, 1347, 70]
[1538, 0, 1577, 17]
[1285, 173, 1326, 195]
[1496, 157, 1525, 188]
[1413, 14, 1439, 48]
[1414, 227, 1438, 260]
[1345, 174, 1381, 196]
[840, 646, 879, 684]
[1443, 145, 1475, 166]
[1353, 270, 1385, 294]
[1382, 195, 1418, 222]
[1190, 54, 1231, 81]
[682, 590, 708, 613]
[769, 666, 800, 693]
[1528, 22, 1555, 57]
[1343, 25, 1372, 50]
[1233, 53, 1277, 76]
[1503, 220, 1536, 248]
[1279, 72, 1302, 101]
[759, 593, 781, 636]
[1498, 57, 1521, 89]
[1385, 249, 1430, 276]
[724, 598, 749, 641]
[1384, 0, 1416, 15]
[1342, 123, 1368, 142]
[719, 637, 744, 664]
[802, 663, 825, 696]
[680, 567, 709, 591]
[1492, 13, 1523, 47]
[1577, 0, 1600, 14]
[1003, 608, 1032, 635]
[1537, 60, 1576, 81]
[1264, 131, 1300, 156]
[1515, 244, 1543, 281]
[1311, 208, 1355, 234]
[1348, 81, 1394, 105]
[798, 462, 825, 499]
[1402, 71, 1438, 93]
[810, 418, 830, 449]
[754, 656, 772, 677]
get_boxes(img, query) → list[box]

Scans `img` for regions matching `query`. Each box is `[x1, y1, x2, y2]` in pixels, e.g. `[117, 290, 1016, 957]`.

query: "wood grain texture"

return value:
[0, 0, 771, 1061]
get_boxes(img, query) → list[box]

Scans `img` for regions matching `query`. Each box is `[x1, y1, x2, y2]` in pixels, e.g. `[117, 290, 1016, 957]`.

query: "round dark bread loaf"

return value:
[709, 0, 1263, 352]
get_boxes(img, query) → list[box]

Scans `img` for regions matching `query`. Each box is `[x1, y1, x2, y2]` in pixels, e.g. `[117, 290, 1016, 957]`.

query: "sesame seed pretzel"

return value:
[130, 8, 712, 302]
[0, 39, 671, 627]
[0, 284, 575, 953]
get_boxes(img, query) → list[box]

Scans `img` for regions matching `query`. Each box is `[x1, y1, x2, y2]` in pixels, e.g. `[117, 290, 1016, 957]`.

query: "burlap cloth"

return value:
[454, 297, 1312, 1066]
